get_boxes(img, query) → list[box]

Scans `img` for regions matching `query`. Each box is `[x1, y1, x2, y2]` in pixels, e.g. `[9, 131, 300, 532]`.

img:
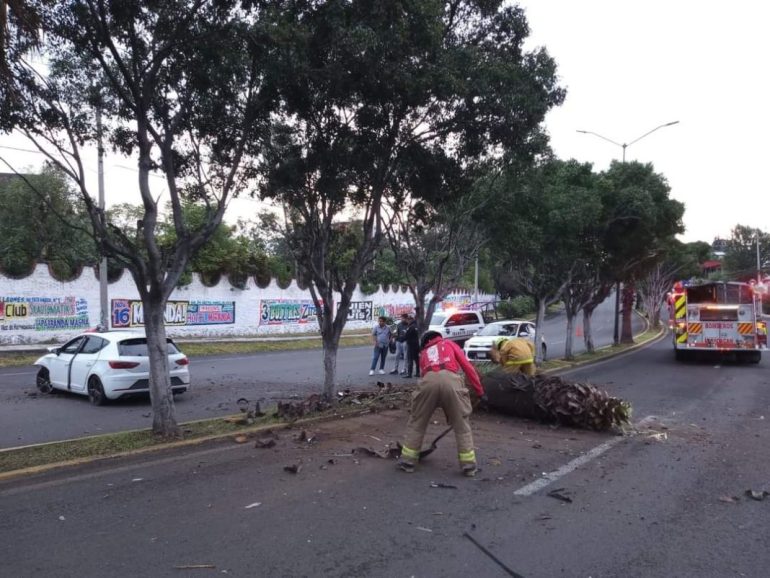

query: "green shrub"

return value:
[496, 296, 535, 319]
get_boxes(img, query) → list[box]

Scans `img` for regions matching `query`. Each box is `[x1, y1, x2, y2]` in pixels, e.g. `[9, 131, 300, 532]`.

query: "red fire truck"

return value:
[670, 280, 767, 362]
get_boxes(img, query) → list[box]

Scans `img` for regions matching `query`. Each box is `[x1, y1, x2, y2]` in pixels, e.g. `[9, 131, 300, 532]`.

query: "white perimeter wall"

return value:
[0, 264, 495, 344]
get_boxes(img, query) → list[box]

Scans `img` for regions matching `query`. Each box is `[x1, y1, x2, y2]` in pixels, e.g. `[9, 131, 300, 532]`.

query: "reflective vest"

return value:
[419, 339, 461, 375]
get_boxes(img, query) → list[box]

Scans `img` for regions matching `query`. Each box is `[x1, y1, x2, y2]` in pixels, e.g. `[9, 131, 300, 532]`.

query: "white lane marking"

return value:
[1, 372, 36, 377]
[513, 415, 656, 497]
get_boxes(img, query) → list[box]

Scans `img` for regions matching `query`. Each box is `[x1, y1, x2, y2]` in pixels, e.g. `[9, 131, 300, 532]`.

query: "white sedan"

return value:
[463, 320, 547, 361]
[34, 330, 191, 405]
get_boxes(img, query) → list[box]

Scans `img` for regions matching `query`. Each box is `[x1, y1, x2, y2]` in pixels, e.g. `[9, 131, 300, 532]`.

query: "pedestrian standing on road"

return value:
[390, 313, 409, 375]
[398, 330, 485, 477]
[369, 316, 392, 375]
[403, 314, 420, 378]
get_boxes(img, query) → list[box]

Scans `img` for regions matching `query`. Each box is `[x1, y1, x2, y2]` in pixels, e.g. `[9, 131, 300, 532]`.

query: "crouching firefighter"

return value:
[398, 330, 485, 477]
[492, 336, 536, 376]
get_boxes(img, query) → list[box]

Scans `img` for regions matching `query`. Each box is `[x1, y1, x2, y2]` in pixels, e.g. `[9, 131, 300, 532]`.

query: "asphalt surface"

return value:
[1, 337, 769, 577]
[0, 297, 641, 448]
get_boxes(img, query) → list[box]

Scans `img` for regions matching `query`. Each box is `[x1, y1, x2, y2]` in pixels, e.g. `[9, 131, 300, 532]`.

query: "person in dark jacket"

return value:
[403, 315, 421, 378]
[390, 313, 409, 375]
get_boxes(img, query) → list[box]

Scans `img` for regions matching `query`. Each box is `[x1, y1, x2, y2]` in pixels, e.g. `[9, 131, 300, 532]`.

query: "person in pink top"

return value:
[398, 330, 485, 477]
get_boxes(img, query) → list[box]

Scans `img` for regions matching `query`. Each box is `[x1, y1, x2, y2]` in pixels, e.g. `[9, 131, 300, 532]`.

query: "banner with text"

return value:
[259, 299, 319, 326]
[111, 299, 235, 327]
[0, 296, 90, 331]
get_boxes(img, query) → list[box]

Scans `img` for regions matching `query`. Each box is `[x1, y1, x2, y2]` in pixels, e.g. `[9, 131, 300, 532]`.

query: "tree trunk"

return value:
[317, 291, 345, 402]
[143, 296, 179, 438]
[322, 340, 338, 402]
[582, 307, 595, 353]
[620, 283, 635, 344]
[534, 297, 546, 364]
[564, 311, 575, 360]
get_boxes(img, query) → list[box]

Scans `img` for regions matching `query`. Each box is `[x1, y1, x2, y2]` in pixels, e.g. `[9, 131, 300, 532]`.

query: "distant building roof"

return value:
[701, 260, 722, 271]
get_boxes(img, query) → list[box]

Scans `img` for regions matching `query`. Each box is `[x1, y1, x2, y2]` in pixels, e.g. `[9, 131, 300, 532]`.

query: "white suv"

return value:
[427, 310, 485, 343]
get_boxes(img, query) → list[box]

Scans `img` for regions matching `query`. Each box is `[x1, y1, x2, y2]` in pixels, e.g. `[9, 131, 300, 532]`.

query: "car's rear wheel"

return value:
[36, 368, 54, 394]
[87, 376, 107, 406]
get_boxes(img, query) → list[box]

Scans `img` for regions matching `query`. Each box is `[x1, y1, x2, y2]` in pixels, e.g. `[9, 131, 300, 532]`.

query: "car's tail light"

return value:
[109, 360, 140, 369]
[175, 357, 189, 366]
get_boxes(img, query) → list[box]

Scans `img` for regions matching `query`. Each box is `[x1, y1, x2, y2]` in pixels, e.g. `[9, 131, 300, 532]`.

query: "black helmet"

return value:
[420, 330, 442, 350]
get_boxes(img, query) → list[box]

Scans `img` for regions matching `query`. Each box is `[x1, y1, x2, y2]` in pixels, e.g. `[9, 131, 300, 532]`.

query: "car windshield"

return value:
[118, 338, 181, 356]
[478, 323, 516, 337]
[429, 314, 446, 325]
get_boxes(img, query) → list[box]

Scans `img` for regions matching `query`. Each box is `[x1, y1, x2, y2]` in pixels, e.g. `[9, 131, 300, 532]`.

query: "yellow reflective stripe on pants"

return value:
[504, 358, 533, 366]
[400, 445, 420, 460]
[458, 450, 476, 464]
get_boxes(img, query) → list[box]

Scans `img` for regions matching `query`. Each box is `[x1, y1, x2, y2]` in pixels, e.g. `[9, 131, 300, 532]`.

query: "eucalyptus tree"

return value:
[1, 1, 275, 437]
[258, 0, 564, 399]
[636, 240, 711, 329]
[597, 161, 684, 343]
[486, 159, 599, 362]
[386, 187, 486, 335]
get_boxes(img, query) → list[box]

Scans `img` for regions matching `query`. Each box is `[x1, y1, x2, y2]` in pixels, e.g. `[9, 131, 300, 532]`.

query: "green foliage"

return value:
[723, 224, 769, 281]
[597, 161, 685, 282]
[486, 159, 601, 303]
[0, 165, 96, 277]
[495, 296, 535, 319]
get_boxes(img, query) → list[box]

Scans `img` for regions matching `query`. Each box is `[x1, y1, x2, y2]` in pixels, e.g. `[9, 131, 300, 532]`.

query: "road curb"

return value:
[541, 313, 666, 375]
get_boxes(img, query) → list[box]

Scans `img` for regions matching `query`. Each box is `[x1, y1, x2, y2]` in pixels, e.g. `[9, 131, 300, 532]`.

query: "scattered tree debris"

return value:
[429, 482, 458, 489]
[547, 488, 573, 503]
[415, 526, 433, 533]
[719, 496, 739, 503]
[745, 489, 769, 501]
[481, 371, 632, 431]
[463, 532, 524, 578]
[352, 446, 400, 459]
[254, 438, 276, 449]
[173, 564, 216, 570]
[283, 464, 302, 474]
[244, 502, 262, 509]
[233, 435, 249, 444]
[275, 395, 331, 420]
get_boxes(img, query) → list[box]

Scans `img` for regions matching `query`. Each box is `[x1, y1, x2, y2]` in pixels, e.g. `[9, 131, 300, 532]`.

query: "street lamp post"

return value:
[577, 120, 680, 345]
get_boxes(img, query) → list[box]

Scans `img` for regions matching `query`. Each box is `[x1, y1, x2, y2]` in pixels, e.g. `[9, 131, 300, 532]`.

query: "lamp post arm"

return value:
[626, 120, 680, 148]
[575, 129, 623, 148]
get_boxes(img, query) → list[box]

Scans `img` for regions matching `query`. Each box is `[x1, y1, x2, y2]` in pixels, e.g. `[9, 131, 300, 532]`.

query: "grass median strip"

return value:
[0, 414, 277, 475]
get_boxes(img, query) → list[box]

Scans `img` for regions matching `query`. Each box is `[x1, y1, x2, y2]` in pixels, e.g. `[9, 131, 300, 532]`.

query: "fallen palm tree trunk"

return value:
[481, 371, 631, 431]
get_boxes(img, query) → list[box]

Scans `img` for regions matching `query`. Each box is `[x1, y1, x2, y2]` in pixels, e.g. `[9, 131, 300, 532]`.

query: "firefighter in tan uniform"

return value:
[398, 331, 485, 477]
[492, 336, 536, 376]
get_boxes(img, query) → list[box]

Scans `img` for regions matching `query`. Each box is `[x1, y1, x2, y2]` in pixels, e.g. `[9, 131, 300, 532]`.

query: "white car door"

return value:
[68, 336, 107, 392]
[49, 336, 86, 388]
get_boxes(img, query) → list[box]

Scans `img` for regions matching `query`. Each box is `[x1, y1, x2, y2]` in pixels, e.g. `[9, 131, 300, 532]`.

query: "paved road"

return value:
[0, 295, 641, 448]
[2, 336, 768, 577]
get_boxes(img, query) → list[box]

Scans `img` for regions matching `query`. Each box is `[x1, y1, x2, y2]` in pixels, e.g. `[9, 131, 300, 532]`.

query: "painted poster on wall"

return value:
[111, 299, 189, 328]
[111, 299, 235, 327]
[187, 301, 235, 325]
[344, 301, 373, 322]
[375, 303, 413, 320]
[0, 296, 90, 331]
[259, 299, 319, 326]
